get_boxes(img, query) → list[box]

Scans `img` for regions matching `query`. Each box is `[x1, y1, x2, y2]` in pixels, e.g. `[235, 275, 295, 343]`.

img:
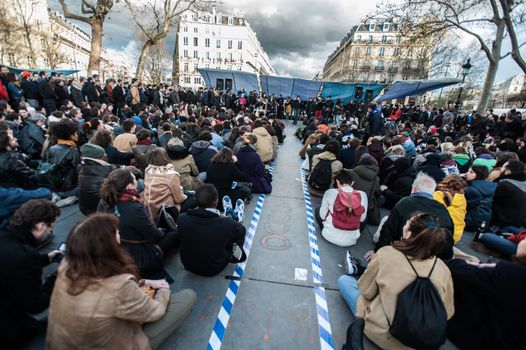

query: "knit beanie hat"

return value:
[80, 143, 106, 159]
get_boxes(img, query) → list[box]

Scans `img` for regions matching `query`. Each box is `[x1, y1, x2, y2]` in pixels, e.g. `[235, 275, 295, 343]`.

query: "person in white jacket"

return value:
[315, 170, 368, 247]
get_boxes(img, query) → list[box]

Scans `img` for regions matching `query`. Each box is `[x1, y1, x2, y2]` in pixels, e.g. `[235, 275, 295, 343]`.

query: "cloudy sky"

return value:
[48, 0, 524, 81]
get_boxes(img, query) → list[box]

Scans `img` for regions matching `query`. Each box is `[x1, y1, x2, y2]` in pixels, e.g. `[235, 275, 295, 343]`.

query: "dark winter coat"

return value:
[45, 144, 80, 191]
[417, 153, 446, 183]
[69, 86, 84, 107]
[464, 180, 496, 231]
[78, 158, 115, 215]
[376, 194, 454, 260]
[104, 144, 134, 166]
[206, 162, 247, 195]
[349, 164, 381, 225]
[37, 78, 55, 99]
[0, 225, 55, 346]
[83, 82, 99, 103]
[235, 145, 271, 194]
[20, 78, 39, 100]
[178, 208, 246, 277]
[340, 146, 356, 169]
[0, 150, 38, 188]
[368, 109, 386, 136]
[0, 187, 51, 229]
[492, 177, 526, 228]
[382, 167, 417, 209]
[447, 260, 526, 350]
[189, 140, 217, 173]
[18, 121, 45, 159]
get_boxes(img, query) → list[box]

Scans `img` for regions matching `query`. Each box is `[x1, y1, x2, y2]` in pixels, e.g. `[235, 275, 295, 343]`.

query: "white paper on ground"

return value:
[294, 268, 308, 281]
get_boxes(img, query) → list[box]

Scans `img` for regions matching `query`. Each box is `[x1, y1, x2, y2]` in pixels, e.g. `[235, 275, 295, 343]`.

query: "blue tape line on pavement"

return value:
[206, 161, 275, 350]
[300, 164, 335, 350]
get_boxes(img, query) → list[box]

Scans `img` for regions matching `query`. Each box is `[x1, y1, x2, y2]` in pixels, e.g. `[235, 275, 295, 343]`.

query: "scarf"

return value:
[137, 139, 153, 146]
[57, 139, 77, 148]
[119, 189, 143, 204]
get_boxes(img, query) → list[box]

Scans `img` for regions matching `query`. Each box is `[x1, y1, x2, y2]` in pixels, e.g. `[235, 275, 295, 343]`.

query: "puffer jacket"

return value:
[252, 127, 274, 163]
[143, 164, 187, 220]
[464, 179, 496, 231]
[0, 150, 38, 188]
[189, 140, 217, 173]
[235, 145, 272, 194]
[349, 164, 381, 225]
[78, 158, 115, 215]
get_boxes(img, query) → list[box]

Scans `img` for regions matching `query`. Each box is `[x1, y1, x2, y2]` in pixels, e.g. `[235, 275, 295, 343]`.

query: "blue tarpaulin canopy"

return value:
[5, 66, 80, 76]
[198, 69, 259, 93]
[291, 78, 322, 100]
[322, 82, 385, 103]
[375, 78, 461, 102]
[260, 75, 322, 100]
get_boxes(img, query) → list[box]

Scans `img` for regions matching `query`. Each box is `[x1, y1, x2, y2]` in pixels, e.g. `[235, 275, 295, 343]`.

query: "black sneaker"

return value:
[344, 251, 363, 275]
[342, 317, 364, 350]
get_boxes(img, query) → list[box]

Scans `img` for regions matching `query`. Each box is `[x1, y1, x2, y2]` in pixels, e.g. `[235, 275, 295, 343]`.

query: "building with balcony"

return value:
[176, 6, 276, 89]
[322, 18, 434, 84]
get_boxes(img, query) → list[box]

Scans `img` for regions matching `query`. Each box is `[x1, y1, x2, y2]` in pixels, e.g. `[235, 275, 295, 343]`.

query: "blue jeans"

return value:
[480, 233, 517, 256]
[337, 275, 361, 314]
[293, 108, 301, 124]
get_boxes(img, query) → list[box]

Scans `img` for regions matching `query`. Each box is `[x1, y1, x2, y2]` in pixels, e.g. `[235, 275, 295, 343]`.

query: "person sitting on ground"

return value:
[340, 137, 360, 169]
[472, 147, 497, 172]
[189, 130, 218, 181]
[92, 129, 134, 166]
[491, 160, 526, 229]
[143, 147, 195, 220]
[46, 119, 81, 202]
[308, 140, 343, 197]
[113, 118, 138, 153]
[78, 143, 116, 216]
[338, 212, 454, 350]
[206, 147, 251, 211]
[265, 124, 278, 161]
[368, 172, 454, 261]
[349, 154, 382, 225]
[433, 174, 467, 244]
[462, 165, 496, 231]
[447, 239, 526, 350]
[417, 153, 446, 183]
[378, 144, 406, 185]
[0, 129, 40, 189]
[45, 213, 197, 350]
[235, 133, 272, 194]
[0, 199, 62, 348]
[252, 119, 274, 163]
[166, 138, 201, 191]
[157, 122, 173, 149]
[18, 112, 46, 159]
[487, 151, 519, 182]
[452, 145, 472, 174]
[99, 168, 178, 280]
[132, 128, 157, 171]
[381, 157, 417, 210]
[177, 184, 246, 277]
[315, 170, 367, 247]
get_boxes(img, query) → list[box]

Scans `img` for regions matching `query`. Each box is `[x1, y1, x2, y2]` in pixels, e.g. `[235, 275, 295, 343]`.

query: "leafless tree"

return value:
[374, 0, 526, 113]
[143, 42, 170, 85]
[13, 0, 39, 67]
[40, 26, 68, 70]
[125, 0, 213, 80]
[57, 0, 115, 75]
[0, 3, 26, 66]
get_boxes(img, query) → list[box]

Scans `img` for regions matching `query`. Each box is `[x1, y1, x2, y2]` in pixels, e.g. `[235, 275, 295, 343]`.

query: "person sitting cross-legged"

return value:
[177, 184, 246, 277]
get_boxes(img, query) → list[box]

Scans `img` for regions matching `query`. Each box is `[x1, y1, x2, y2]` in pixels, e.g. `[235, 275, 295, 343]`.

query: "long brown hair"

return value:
[99, 168, 134, 207]
[65, 214, 139, 295]
[211, 147, 235, 164]
[391, 212, 446, 260]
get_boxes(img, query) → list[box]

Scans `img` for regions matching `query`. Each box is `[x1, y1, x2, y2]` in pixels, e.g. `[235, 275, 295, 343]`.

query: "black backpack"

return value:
[308, 159, 334, 191]
[388, 255, 447, 350]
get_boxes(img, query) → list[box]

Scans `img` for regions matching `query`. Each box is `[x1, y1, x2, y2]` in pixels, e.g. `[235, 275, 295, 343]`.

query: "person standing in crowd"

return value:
[367, 103, 386, 137]
[46, 213, 196, 350]
[37, 71, 56, 115]
[20, 71, 40, 109]
[0, 199, 62, 348]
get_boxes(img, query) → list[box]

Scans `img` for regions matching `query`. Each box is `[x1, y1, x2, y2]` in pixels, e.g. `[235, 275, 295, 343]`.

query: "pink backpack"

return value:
[326, 187, 365, 230]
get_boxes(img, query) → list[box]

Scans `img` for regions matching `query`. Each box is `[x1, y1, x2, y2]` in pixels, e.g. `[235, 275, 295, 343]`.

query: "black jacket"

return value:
[0, 226, 54, 345]
[20, 78, 39, 100]
[491, 177, 526, 228]
[104, 144, 134, 166]
[69, 86, 84, 107]
[418, 154, 446, 183]
[376, 194, 454, 260]
[206, 162, 247, 193]
[382, 167, 417, 209]
[83, 82, 99, 103]
[37, 78, 55, 99]
[18, 121, 45, 159]
[45, 144, 80, 191]
[178, 208, 246, 276]
[78, 158, 115, 215]
[189, 141, 217, 173]
[447, 260, 526, 350]
[112, 85, 125, 105]
[0, 150, 38, 188]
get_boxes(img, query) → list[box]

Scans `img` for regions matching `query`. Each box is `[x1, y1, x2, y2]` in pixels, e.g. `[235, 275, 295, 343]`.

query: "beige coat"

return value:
[171, 155, 201, 190]
[143, 164, 187, 219]
[46, 263, 170, 350]
[356, 246, 455, 350]
[253, 127, 274, 163]
[309, 151, 343, 197]
[114, 132, 138, 153]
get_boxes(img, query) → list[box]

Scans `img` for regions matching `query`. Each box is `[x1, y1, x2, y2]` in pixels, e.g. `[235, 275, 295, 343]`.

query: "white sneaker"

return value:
[233, 199, 245, 223]
[56, 195, 78, 208]
[51, 193, 61, 204]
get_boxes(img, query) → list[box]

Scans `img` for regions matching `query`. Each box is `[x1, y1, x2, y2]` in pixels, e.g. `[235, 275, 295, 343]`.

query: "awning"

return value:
[322, 82, 385, 103]
[375, 78, 461, 102]
[5, 66, 80, 76]
[260, 75, 322, 100]
[198, 69, 259, 93]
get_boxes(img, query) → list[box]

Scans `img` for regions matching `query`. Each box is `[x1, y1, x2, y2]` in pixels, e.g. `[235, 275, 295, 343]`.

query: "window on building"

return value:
[238, 41, 243, 49]
[408, 48, 413, 57]
[383, 23, 390, 31]
[193, 50, 198, 58]
[382, 35, 387, 43]
[379, 47, 385, 57]
[193, 37, 198, 46]
[184, 76, 191, 84]
[225, 78, 233, 90]
[216, 39, 221, 48]
[205, 38, 210, 47]
[194, 27, 198, 33]
[228, 52, 233, 61]
[228, 40, 232, 49]
[228, 17, 233, 25]
[216, 78, 224, 90]
[194, 63, 198, 71]
[357, 35, 362, 41]
[206, 51, 210, 59]
[194, 77, 201, 84]
[183, 37, 188, 45]
[355, 47, 360, 55]
[183, 50, 188, 58]
[368, 35, 373, 43]
[217, 52, 221, 59]
[366, 47, 371, 56]
[394, 48, 401, 56]
[183, 25, 188, 32]
[369, 23, 375, 31]
[184, 63, 188, 72]
[8, 53, 15, 66]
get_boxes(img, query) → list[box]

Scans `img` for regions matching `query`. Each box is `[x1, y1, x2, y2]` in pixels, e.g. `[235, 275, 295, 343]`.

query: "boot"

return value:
[342, 317, 364, 350]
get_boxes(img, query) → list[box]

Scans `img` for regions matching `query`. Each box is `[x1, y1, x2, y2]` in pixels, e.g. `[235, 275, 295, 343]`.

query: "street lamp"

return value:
[455, 58, 472, 111]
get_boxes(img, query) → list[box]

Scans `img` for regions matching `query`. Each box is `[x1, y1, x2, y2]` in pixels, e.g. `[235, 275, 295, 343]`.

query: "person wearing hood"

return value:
[463, 165, 497, 231]
[433, 174, 468, 243]
[491, 160, 526, 229]
[418, 153, 446, 183]
[381, 157, 417, 209]
[366, 137, 384, 165]
[235, 133, 272, 194]
[78, 143, 116, 215]
[69, 79, 85, 107]
[166, 138, 201, 191]
[349, 154, 382, 225]
[252, 120, 274, 163]
[379, 144, 406, 184]
[452, 146, 472, 174]
[189, 130, 218, 182]
[472, 147, 496, 172]
[18, 113, 46, 159]
[309, 140, 343, 197]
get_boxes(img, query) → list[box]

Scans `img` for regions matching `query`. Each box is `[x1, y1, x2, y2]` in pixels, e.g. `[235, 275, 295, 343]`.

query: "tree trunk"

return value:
[88, 17, 104, 76]
[477, 21, 505, 114]
[172, 17, 181, 85]
[23, 25, 36, 67]
[136, 41, 153, 80]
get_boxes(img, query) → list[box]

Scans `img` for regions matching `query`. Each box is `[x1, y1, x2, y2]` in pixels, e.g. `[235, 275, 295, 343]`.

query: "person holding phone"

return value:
[46, 213, 196, 349]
